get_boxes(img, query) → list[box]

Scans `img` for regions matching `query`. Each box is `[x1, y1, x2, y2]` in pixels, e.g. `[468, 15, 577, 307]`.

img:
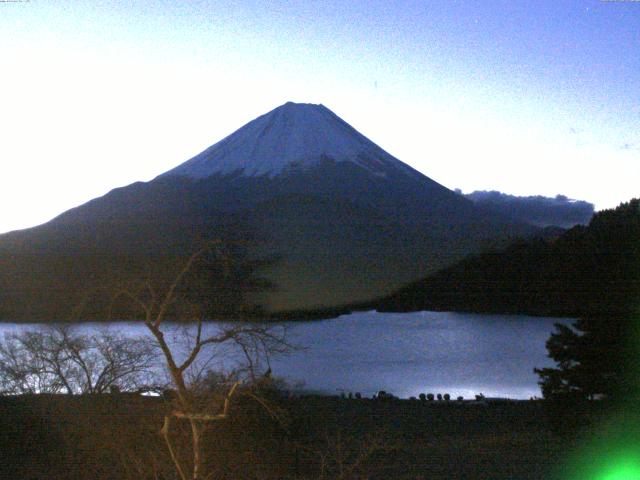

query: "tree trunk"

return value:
[190, 420, 203, 480]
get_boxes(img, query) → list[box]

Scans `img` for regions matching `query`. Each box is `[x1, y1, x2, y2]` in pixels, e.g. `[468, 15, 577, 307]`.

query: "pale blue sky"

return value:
[1, 0, 638, 233]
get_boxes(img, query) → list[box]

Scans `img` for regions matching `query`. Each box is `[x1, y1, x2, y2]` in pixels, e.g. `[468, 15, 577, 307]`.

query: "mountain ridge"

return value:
[0, 102, 537, 320]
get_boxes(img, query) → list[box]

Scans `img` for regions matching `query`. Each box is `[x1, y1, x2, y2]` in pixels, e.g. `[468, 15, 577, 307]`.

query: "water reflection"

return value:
[0, 311, 573, 399]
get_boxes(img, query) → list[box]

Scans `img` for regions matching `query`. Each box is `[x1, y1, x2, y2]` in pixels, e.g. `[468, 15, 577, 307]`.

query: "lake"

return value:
[0, 310, 573, 399]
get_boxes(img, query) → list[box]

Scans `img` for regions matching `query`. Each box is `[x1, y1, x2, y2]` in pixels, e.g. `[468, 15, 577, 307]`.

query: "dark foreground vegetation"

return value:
[0, 393, 579, 480]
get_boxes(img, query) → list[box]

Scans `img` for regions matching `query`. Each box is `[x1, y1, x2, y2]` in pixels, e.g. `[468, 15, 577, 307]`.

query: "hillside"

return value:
[376, 199, 640, 318]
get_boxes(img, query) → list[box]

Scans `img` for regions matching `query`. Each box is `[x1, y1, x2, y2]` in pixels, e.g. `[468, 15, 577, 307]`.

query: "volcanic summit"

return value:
[0, 102, 534, 320]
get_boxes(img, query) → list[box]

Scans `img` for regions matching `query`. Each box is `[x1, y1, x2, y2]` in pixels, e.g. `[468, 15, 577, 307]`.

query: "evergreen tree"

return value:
[535, 199, 640, 401]
[535, 315, 636, 400]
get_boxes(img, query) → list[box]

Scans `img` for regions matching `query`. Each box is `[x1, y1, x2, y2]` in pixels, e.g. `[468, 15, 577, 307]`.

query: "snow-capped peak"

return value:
[162, 102, 418, 179]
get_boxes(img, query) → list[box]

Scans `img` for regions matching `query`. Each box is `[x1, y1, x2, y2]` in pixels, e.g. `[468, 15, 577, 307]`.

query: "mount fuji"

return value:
[162, 102, 421, 180]
[0, 102, 535, 320]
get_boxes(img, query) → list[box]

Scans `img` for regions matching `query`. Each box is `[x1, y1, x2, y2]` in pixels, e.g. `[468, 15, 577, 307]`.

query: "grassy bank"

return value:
[0, 393, 575, 479]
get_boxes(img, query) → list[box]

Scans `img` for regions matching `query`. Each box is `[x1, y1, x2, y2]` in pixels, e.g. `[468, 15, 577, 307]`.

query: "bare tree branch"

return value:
[106, 238, 293, 480]
[154, 240, 223, 328]
[0, 326, 161, 395]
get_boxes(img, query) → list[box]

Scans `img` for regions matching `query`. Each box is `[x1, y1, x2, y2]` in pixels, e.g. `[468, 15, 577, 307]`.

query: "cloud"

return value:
[464, 190, 595, 228]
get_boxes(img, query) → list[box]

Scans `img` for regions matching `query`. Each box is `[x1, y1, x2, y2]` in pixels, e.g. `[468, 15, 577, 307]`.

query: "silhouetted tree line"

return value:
[377, 199, 640, 319]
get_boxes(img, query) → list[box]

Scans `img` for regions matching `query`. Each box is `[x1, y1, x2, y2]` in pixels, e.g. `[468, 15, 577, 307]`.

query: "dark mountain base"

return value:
[0, 160, 534, 321]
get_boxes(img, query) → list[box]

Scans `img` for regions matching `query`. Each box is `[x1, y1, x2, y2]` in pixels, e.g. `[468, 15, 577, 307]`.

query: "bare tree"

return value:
[0, 325, 160, 395]
[113, 240, 292, 480]
[287, 427, 398, 480]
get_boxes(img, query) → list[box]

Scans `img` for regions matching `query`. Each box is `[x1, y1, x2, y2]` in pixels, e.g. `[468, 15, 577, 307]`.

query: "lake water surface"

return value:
[0, 311, 573, 399]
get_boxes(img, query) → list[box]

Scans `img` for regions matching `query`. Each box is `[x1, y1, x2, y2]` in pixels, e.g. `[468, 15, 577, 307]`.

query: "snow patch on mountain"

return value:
[162, 102, 420, 180]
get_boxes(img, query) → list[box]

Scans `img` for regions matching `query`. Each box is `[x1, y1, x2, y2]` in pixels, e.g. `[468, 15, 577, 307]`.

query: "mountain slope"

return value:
[375, 199, 640, 317]
[162, 102, 421, 180]
[0, 102, 536, 320]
